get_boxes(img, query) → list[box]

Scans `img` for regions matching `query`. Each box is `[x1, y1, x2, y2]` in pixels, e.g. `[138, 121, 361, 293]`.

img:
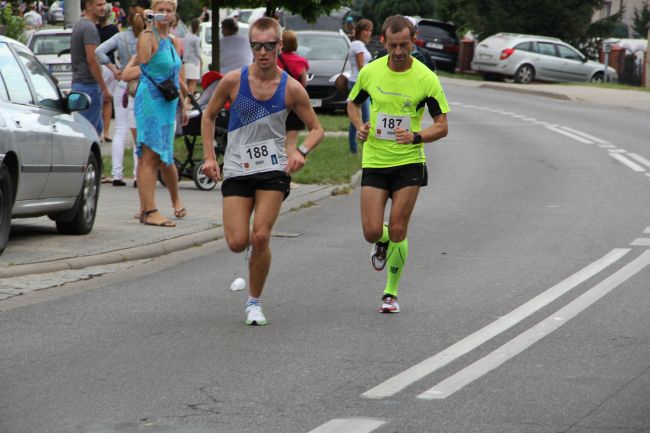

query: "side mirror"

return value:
[66, 91, 90, 112]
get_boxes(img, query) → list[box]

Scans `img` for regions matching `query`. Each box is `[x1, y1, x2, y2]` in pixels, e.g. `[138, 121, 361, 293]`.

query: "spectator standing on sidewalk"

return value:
[201, 18, 324, 326]
[219, 18, 252, 74]
[135, 0, 188, 227]
[347, 15, 449, 314]
[71, 0, 111, 136]
[23, 3, 42, 40]
[96, 4, 145, 187]
[97, 5, 120, 144]
[183, 18, 201, 96]
[277, 30, 309, 153]
[347, 18, 373, 154]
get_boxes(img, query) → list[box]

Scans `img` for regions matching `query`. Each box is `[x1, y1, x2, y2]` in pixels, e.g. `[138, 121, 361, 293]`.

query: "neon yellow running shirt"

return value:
[348, 56, 450, 168]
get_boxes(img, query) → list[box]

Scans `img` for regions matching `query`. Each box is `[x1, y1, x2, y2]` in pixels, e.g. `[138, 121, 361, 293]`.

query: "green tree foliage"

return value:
[632, 0, 650, 37]
[352, 0, 436, 31]
[0, 4, 25, 42]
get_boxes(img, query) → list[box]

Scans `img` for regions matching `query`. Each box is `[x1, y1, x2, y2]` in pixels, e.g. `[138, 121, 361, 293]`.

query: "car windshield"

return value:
[296, 34, 348, 60]
[31, 34, 70, 55]
[418, 24, 454, 40]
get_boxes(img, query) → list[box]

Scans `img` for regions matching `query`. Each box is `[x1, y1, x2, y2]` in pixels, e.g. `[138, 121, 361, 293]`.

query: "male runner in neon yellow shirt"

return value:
[347, 15, 449, 313]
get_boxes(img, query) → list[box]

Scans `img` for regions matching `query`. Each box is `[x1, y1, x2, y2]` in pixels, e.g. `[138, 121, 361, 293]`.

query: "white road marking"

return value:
[607, 149, 626, 153]
[545, 125, 593, 144]
[418, 249, 650, 400]
[630, 238, 650, 246]
[559, 126, 609, 144]
[307, 418, 386, 433]
[609, 153, 646, 172]
[361, 249, 629, 399]
[627, 153, 650, 169]
[645, 173, 650, 178]
[522, 117, 537, 122]
[644, 227, 650, 234]
[598, 144, 617, 148]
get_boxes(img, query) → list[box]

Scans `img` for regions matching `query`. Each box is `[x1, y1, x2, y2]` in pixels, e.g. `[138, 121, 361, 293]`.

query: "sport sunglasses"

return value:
[250, 41, 280, 51]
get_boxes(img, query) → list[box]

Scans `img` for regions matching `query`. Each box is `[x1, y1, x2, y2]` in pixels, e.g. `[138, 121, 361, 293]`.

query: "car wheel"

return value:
[514, 64, 535, 84]
[193, 161, 217, 191]
[0, 164, 13, 254]
[56, 153, 100, 235]
[590, 72, 604, 83]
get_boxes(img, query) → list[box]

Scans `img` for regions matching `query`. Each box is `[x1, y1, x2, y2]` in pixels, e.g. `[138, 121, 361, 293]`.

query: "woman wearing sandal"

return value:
[134, 0, 187, 227]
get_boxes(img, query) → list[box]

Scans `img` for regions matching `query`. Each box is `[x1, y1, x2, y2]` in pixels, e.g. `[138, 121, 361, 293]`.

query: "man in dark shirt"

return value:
[70, 0, 110, 135]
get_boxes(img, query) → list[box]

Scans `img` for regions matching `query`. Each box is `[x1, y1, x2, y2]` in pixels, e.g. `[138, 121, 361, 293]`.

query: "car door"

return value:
[556, 44, 590, 82]
[534, 41, 564, 81]
[0, 42, 52, 201]
[12, 44, 87, 199]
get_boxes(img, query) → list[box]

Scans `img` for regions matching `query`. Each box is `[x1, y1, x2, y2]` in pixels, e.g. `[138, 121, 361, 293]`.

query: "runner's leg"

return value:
[360, 186, 389, 243]
[384, 185, 419, 297]
[248, 190, 284, 298]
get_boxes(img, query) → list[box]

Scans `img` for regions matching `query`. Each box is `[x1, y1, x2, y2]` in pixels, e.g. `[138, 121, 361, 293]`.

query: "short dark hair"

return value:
[381, 15, 415, 39]
[191, 18, 200, 34]
[249, 16, 282, 41]
[221, 17, 238, 34]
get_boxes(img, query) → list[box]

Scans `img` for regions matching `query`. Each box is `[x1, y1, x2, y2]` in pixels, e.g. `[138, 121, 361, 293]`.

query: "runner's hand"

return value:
[203, 158, 221, 182]
[357, 121, 370, 142]
[394, 126, 413, 144]
[286, 151, 305, 175]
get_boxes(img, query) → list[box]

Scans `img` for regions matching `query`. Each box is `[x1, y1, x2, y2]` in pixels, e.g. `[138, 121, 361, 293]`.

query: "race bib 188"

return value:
[241, 139, 278, 173]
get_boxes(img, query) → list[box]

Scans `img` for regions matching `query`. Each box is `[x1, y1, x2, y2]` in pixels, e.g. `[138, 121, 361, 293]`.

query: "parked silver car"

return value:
[471, 33, 618, 84]
[27, 28, 72, 94]
[0, 36, 102, 254]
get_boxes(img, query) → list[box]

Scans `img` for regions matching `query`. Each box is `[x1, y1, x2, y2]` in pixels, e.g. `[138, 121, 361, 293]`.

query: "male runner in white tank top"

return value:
[201, 17, 324, 326]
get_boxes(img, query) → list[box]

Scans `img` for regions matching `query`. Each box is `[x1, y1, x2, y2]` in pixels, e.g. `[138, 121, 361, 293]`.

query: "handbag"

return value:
[334, 54, 349, 95]
[139, 41, 180, 102]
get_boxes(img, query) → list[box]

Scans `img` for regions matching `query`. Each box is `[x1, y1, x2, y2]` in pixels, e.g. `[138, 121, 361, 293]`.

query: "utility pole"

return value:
[63, 0, 80, 29]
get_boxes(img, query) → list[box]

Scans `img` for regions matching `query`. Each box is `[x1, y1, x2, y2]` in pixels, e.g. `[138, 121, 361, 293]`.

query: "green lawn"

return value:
[102, 126, 360, 185]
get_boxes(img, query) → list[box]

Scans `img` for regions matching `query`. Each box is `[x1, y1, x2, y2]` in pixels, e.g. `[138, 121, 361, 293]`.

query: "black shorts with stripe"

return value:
[221, 171, 291, 200]
[361, 163, 428, 196]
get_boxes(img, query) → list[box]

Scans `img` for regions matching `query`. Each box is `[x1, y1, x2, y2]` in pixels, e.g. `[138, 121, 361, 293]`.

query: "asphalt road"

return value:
[1, 83, 650, 433]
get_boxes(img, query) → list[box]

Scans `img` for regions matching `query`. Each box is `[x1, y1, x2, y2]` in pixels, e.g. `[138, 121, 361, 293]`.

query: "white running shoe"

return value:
[370, 241, 389, 271]
[245, 304, 267, 326]
[379, 295, 400, 313]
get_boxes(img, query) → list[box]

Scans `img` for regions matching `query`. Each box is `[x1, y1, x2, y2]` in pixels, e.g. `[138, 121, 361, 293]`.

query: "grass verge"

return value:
[102, 134, 360, 185]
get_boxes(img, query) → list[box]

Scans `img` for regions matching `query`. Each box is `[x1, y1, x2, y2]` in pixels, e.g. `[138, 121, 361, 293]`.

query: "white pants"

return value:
[111, 81, 137, 180]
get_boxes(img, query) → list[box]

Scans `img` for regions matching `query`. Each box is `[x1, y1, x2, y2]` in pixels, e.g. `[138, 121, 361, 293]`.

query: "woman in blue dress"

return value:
[135, 0, 187, 227]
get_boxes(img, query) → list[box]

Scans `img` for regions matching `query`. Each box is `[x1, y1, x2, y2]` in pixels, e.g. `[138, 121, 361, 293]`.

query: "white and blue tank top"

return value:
[223, 66, 290, 179]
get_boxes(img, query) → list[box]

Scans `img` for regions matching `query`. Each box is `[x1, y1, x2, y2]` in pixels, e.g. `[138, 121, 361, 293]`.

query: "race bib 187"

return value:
[375, 112, 411, 141]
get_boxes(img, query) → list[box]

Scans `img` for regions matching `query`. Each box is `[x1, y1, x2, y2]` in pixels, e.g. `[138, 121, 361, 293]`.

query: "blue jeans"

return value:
[348, 80, 369, 154]
[72, 82, 103, 136]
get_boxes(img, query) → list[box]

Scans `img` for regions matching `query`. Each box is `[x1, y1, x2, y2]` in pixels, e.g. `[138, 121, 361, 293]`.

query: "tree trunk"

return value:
[211, 0, 221, 72]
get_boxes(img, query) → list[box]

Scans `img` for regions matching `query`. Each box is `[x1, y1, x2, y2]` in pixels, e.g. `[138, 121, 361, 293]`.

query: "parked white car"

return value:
[0, 35, 102, 254]
[27, 28, 72, 93]
[471, 33, 618, 84]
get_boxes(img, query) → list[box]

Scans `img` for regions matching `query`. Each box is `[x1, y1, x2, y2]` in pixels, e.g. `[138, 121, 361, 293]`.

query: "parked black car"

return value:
[295, 30, 350, 112]
[415, 19, 459, 72]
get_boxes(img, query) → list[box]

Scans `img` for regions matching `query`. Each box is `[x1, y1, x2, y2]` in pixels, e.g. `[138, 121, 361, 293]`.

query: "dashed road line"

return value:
[559, 126, 609, 144]
[545, 125, 594, 144]
[418, 250, 650, 400]
[609, 153, 646, 172]
[307, 418, 386, 433]
[627, 153, 650, 169]
[361, 249, 629, 399]
[630, 238, 650, 246]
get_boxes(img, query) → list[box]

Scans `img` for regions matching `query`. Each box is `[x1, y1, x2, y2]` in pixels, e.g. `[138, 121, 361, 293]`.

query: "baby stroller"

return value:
[160, 71, 229, 190]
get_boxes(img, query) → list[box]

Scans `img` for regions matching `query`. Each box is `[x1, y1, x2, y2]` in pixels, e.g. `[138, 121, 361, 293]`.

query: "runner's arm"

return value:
[394, 113, 448, 144]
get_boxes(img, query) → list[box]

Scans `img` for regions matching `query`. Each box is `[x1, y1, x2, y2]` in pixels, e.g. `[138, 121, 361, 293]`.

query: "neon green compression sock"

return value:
[384, 238, 408, 297]
[379, 223, 389, 244]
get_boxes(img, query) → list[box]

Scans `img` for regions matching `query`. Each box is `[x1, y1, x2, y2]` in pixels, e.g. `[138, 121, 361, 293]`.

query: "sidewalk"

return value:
[440, 76, 650, 112]
[0, 178, 352, 278]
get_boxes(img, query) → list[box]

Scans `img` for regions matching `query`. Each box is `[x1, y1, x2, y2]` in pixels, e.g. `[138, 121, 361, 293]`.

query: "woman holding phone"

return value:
[135, 0, 188, 227]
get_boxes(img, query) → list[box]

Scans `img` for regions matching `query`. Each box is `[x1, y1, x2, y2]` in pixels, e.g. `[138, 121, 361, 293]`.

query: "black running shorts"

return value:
[361, 163, 428, 194]
[221, 171, 291, 200]
[285, 110, 305, 131]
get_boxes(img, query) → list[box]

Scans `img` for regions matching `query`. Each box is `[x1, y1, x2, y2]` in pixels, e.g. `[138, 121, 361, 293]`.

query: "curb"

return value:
[478, 84, 572, 101]
[0, 178, 361, 279]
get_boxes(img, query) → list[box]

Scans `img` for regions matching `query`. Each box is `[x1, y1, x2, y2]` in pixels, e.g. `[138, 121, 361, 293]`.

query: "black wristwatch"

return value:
[411, 132, 423, 144]
[297, 144, 309, 157]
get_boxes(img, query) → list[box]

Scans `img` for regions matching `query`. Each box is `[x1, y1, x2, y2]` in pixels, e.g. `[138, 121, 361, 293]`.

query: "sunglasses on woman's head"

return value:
[250, 41, 279, 51]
